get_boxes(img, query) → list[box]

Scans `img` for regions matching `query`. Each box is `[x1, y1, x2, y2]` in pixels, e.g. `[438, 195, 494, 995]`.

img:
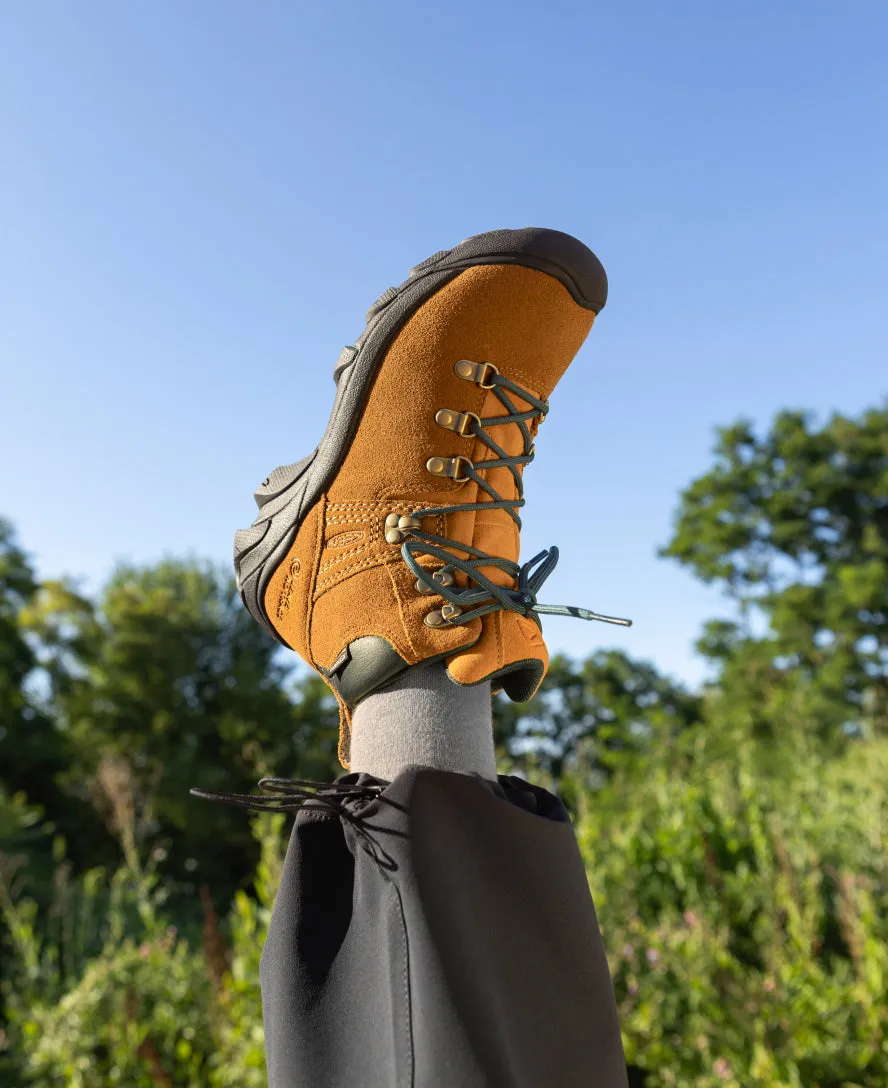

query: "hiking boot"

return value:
[234, 227, 630, 768]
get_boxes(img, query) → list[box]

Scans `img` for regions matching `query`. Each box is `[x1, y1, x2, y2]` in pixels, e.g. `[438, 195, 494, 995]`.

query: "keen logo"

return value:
[276, 557, 301, 620]
[327, 530, 365, 549]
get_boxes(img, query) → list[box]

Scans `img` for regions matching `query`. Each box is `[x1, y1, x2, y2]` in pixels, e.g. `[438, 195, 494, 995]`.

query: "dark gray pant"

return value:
[259, 765, 629, 1087]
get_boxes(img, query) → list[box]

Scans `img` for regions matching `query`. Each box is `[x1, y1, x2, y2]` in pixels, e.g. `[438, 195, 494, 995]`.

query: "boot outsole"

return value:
[234, 227, 608, 647]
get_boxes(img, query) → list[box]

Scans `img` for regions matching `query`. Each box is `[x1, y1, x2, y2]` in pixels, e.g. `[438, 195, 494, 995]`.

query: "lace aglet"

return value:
[587, 611, 633, 627]
[533, 604, 633, 627]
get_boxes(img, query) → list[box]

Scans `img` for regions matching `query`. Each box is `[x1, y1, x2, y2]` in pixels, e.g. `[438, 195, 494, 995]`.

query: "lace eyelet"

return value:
[454, 359, 499, 389]
[435, 408, 481, 437]
[426, 455, 472, 483]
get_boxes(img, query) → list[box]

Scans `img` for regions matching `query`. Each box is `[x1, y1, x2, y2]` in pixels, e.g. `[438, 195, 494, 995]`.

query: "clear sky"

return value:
[2, 1, 886, 692]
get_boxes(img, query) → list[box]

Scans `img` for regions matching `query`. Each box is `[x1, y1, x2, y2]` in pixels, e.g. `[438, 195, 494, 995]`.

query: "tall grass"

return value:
[1, 728, 885, 1087]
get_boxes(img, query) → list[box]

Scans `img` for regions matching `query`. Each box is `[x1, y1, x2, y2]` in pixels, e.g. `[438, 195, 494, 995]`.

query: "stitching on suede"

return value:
[319, 507, 381, 576]
[306, 499, 325, 668]
[320, 545, 367, 572]
[315, 553, 385, 596]
[385, 559, 418, 656]
[319, 537, 371, 573]
[373, 478, 457, 502]
[339, 700, 351, 769]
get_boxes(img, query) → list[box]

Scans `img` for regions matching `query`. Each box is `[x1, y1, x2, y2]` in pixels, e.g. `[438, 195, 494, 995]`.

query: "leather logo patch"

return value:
[326, 530, 365, 549]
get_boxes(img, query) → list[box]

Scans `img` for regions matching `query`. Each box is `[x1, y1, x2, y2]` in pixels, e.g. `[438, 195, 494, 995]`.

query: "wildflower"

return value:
[627, 980, 638, 996]
[763, 977, 775, 992]
[622, 943, 634, 959]
[713, 1057, 731, 1078]
[139, 942, 151, 957]
[683, 910, 698, 926]
[645, 948, 660, 965]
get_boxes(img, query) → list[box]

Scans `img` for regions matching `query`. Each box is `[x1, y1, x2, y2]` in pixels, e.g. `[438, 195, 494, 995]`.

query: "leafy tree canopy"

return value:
[661, 405, 888, 743]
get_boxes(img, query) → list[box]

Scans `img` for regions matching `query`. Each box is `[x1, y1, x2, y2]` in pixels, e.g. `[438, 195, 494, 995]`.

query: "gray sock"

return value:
[349, 659, 498, 784]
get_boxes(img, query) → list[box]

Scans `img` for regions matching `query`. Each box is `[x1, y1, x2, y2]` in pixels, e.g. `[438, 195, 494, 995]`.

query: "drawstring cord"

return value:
[189, 777, 399, 869]
[190, 776, 385, 815]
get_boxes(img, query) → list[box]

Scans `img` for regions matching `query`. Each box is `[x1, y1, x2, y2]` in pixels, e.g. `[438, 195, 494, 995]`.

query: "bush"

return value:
[572, 721, 888, 1086]
[0, 757, 285, 1088]
[2, 729, 885, 1086]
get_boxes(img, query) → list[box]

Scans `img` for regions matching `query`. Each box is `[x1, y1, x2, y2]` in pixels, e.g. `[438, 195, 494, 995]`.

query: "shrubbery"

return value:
[2, 722, 884, 1086]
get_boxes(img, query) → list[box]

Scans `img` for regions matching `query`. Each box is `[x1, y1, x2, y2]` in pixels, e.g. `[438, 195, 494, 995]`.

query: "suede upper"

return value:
[264, 262, 597, 767]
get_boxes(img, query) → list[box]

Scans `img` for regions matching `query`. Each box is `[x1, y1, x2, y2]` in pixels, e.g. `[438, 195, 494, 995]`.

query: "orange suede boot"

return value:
[234, 228, 630, 769]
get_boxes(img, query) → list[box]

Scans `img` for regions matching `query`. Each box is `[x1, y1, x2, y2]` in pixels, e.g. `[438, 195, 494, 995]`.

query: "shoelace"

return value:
[398, 361, 632, 630]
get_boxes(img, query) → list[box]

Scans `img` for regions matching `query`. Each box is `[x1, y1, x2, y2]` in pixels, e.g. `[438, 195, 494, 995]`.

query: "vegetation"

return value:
[1, 403, 885, 1086]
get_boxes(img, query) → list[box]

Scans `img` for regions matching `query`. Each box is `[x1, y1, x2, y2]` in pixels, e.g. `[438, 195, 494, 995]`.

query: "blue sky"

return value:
[2, 1, 886, 692]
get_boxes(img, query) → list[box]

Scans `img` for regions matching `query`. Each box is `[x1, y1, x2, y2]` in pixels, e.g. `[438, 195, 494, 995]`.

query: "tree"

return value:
[493, 649, 703, 793]
[660, 405, 888, 749]
[19, 558, 341, 932]
[0, 518, 108, 879]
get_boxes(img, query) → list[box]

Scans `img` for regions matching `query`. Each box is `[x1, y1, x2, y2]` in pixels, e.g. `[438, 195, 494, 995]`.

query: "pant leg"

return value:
[260, 764, 629, 1088]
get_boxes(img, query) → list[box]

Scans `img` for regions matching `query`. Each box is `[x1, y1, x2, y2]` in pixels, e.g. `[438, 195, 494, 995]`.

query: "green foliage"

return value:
[0, 756, 286, 1088]
[493, 649, 702, 787]
[0, 522, 94, 871]
[573, 723, 887, 1087]
[18, 557, 341, 929]
[2, 727, 884, 1086]
[0, 515, 39, 713]
[0, 522, 113, 1044]
[661, 405, 888, 743]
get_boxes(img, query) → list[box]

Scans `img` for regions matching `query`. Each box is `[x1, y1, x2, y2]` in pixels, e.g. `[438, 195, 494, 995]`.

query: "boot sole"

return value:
[234, 227, 607, 645]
